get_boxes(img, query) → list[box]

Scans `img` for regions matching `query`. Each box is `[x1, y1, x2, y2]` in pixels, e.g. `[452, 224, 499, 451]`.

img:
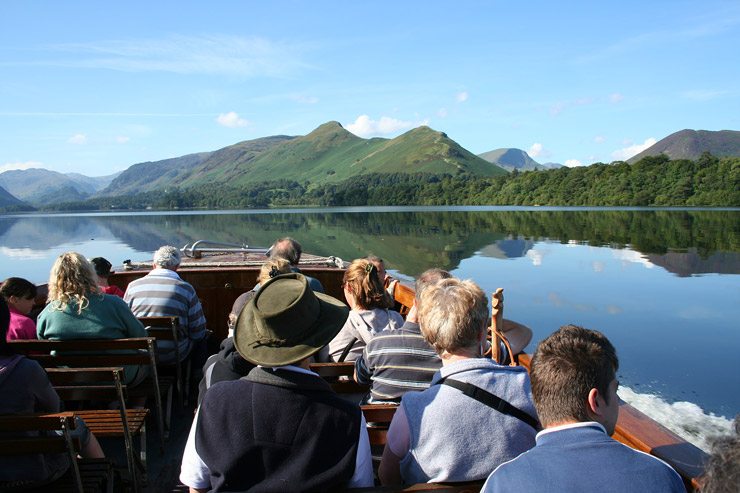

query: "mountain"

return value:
[66, 172, 121, 192]
[0, 184, 32, 210]
[627, 129, 740, 163]
[478, 148, 546, 171]
[101, 122, 507, 196]
[0, 168, 118, 206]
[540, 162, 564, 169]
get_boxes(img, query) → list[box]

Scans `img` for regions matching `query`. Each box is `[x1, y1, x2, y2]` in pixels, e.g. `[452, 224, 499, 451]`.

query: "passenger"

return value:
[180, 273, 373, 492]
[37, 252, 148, 386]
[323, 258, 404, 362]
[378, 277, 537, 485]
[480, 324, 684, 492]
[124, 245, 209, 370]
[90, 257, 124, 297]
[268, 237, 324, 293]
[0, 277, 38, 340]
[196, 259, 292, 406]
[0, 297, 105, 489]
[701, 415, 739, 493]
[353, 268, 450, 403]
[226, 258, 292, 337]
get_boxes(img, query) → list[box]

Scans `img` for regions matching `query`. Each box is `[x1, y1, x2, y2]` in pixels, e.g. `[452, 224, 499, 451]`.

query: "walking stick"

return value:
[490, 288, 516, 365]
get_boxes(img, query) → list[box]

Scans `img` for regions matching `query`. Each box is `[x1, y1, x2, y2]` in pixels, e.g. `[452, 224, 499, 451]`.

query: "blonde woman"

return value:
[37, 252, 147, 385]
[324, 258, 404, 362]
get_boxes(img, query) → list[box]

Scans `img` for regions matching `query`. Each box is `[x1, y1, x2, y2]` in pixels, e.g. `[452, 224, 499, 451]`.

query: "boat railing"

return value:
[181, 240, 268, 258]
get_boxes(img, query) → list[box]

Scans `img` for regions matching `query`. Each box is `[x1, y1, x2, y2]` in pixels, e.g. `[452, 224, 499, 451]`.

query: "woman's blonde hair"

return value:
[257, 258, 292, 285]
[47, 252, 100, 314]
[418, 277, 488, 355]
[343, 258, 392, 310]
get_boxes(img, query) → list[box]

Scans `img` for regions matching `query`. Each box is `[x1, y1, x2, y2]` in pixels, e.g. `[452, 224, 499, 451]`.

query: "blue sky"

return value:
[1, 1, 738, 177]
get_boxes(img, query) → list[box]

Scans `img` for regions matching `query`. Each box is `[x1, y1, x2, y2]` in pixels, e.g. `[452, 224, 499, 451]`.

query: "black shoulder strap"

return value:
[437, 377, 540, 431]
[338, 337, 357, 362]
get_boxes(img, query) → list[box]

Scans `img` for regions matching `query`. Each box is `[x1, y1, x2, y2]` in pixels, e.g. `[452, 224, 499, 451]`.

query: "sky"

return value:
[0, 1, 738, 177]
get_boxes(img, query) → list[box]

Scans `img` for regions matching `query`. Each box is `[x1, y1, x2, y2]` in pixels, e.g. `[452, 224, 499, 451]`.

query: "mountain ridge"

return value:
[627, 129, 740, 163]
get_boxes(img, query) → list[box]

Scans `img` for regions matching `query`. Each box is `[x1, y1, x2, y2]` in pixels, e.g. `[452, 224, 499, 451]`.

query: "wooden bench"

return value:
[10, 337, 167, 453]
[310, 361, 370, 395]
[0, 413, 114, 493]
[45, 367, 147, 493]
[137, 316, 190, 410]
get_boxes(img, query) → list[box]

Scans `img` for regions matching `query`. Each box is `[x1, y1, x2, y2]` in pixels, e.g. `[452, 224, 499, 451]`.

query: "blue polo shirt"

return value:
[481, 422, 685, 493]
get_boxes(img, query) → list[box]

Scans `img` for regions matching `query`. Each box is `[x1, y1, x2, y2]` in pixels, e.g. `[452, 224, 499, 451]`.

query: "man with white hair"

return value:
[124, 245, 208, 367]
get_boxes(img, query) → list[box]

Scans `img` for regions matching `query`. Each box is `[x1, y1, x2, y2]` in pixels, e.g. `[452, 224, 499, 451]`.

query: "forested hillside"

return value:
[44, 153, 739, 211]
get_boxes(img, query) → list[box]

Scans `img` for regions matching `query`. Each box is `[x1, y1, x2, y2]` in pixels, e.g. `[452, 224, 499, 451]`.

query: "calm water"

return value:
[1, 206, 738, 448]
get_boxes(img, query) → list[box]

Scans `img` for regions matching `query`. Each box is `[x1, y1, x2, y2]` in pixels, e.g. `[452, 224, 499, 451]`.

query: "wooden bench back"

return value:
[361, 404, 398, 447]
[309, 362, 369, 394]
[0, 413, 83, 492]
[10, 337, 156, 367]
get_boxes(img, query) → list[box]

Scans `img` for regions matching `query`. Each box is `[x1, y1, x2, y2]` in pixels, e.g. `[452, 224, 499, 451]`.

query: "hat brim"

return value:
[235, 290, 348, 367]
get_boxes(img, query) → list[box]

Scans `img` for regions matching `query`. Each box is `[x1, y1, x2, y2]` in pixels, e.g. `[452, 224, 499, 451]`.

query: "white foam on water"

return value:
[618, 386, 734, 452]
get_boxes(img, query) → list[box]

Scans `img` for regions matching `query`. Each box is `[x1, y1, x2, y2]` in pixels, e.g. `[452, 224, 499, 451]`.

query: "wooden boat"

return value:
[30, 242, 709, 491]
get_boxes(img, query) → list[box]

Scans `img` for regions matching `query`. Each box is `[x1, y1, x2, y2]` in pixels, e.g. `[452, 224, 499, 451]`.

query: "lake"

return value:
[1, 206, 738, 449]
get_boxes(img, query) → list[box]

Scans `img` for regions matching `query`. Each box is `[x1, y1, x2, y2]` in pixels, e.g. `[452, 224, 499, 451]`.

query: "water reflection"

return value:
[1, 209, 738, 277]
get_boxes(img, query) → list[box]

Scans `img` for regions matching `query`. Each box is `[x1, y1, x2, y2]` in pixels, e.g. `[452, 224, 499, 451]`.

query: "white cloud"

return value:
[216, 111, 250, 128]
[0, 246, 48, 260]
[44, 35, 311, 77]
[346, 115, 427, 138]
[290, 94, 319, 104]
[679, 89, 727, 101]
[594, 135, 606, 144]
[528, 143, 544, 158]
[609, 93, 624, 103]
[611, 137, 657, 160]
[115, 136, 130, 144]
[437, 108, 448, 118]
[564, 159, 583, 167]
[613, 249, 654, 269]
[550, 102, 566, 116]
[456, 91, 469, 103]
[0, 161, 44, 172]
[68, 133, 87, 144]
[526, 248, 548, 266]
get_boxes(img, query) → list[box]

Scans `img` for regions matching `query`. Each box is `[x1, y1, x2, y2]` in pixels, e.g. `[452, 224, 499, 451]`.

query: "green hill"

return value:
[627, 129, 740, 163]
[100, 122, 507, 196]
[0, 168, 116, 206]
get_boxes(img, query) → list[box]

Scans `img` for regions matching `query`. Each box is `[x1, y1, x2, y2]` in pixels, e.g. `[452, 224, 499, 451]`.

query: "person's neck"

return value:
[440, 346, 481, 365]
[98, 278, 110, 287]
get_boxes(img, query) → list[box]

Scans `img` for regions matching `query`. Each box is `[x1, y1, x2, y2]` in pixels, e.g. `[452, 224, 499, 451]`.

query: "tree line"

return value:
[41, 153, 740, 211]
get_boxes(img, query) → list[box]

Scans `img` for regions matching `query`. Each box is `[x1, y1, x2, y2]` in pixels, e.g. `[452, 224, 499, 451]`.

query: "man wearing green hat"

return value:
[180, 273, 373, 492]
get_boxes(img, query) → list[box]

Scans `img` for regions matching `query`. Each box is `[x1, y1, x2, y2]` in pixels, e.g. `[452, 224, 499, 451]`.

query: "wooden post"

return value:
[491, 288, 504, 363]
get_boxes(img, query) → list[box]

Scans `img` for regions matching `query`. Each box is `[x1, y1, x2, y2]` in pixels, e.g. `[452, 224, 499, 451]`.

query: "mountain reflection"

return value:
[1, 209, 738, 277]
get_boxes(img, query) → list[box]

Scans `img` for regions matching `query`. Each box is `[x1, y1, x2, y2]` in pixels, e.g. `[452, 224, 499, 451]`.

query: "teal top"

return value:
[37, 293, 147, 385]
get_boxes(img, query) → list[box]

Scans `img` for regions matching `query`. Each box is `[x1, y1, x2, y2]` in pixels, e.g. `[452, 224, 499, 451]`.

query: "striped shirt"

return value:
[124, 268, 207, 364]
[355, 321, 442, 403]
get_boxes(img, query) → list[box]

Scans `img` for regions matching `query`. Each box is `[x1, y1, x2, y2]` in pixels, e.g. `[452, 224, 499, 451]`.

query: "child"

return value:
[0, 277, 38, 340]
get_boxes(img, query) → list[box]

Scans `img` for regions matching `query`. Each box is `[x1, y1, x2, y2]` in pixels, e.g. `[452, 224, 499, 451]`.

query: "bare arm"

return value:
[378, 444, 403, 486]
[189, 488, 208, 493]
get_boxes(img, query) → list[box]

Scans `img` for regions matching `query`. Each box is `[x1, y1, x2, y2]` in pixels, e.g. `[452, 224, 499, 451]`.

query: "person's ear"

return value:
[587, 388, 604, 418]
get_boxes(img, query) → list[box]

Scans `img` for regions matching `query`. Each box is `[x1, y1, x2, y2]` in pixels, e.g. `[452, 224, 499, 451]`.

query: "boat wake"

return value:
[618, 386, 734, 452]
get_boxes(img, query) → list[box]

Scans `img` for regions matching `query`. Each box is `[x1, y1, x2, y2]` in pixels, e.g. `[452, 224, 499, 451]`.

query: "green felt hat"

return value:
[234, 272, 348, 367]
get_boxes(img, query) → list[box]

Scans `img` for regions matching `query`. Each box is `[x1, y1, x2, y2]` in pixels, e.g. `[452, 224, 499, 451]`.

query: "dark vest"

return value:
[195, 367, 361, 492]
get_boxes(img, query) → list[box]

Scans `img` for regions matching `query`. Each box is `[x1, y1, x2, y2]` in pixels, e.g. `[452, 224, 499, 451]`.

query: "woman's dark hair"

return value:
[0, 277, 38, 300]
[0, 297, 13, 356]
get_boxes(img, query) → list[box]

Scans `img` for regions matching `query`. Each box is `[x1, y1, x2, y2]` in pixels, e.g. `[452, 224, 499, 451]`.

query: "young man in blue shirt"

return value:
[481, 324, 685, 493]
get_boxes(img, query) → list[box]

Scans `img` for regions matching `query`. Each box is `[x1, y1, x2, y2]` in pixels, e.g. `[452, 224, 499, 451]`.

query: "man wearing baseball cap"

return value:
[180, 273, 373, 492]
